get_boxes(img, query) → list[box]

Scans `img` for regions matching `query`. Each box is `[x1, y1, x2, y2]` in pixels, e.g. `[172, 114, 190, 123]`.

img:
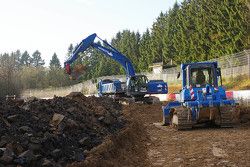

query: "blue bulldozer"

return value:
[64, 33, 168, 102]
[162, 62, 236, 130]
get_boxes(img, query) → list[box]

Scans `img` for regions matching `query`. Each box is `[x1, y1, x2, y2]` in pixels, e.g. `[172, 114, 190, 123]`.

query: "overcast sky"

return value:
[0, 0, 181, 66]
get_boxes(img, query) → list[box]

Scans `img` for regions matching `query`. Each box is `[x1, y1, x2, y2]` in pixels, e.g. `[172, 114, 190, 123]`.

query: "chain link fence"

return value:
[147, 50, 250, 106]
[147, 49, 250, 84]
[22, 49, 250, 98]
[212, 50, 250, 78]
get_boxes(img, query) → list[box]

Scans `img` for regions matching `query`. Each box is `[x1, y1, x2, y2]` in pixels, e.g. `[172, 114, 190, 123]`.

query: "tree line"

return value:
[0, 49, 78, 98]
[79, 0, 249, 80]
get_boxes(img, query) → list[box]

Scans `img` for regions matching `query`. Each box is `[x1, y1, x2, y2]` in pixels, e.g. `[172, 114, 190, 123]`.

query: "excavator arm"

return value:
[64, 33, 135, 77]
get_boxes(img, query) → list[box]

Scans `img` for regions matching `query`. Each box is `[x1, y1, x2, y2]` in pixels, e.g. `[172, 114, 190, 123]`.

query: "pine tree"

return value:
[67, 44, 74, 59]
[150, 12, 167, 63]
[20, 51, 31, 66]
[139, 29, 152, 71]
[49, 53, 61, 69]
[31, 50, 45, 67]
[12, 50, 21, 69]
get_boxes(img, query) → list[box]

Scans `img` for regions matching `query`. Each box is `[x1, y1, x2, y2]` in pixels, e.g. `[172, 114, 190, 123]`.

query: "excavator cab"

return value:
[127, 75, 148, 97]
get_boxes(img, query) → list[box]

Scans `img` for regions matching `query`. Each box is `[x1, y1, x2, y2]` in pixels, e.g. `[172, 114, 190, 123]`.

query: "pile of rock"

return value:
[0, 92, 124, 166]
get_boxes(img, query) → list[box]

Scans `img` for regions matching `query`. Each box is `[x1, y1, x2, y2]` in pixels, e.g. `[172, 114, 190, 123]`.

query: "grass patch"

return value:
[223, 75, 250, 91]
[167, 75, 250, 92]
[168, 84, 182, 93]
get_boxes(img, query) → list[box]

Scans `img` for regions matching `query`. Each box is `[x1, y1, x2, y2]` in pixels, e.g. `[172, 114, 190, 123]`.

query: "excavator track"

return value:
[171, 106, 192, 130]
[220, 106, 235, 128]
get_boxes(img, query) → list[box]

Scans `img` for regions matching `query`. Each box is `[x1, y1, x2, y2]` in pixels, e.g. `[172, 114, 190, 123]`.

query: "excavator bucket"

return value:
[69, 64, 86, 80]
[65, 63, 71, 75]
[74, 64, 86, 73]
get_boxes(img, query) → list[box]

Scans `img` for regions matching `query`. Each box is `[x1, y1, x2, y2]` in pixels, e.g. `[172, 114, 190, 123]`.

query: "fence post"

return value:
[230, 57, 233, 78]
[247, 50, 250, 78]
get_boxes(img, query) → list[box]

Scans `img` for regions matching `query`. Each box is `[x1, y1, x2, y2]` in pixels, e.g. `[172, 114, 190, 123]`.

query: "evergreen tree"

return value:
[150, 12, 167, 63]
[49, 53, 61, 69]
[67, 44, 74, 59]
[20, 51, 31, 66]
[111, 30, 141, 72]
[11, 50, 22, 69]
[31, 50, 45, 67]
[138, 29, 152, 71]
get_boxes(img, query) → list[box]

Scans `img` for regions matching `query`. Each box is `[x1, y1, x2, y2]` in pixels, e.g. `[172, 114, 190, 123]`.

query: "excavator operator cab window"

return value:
[137, 75, 148, 86]
[190, 67, 214, 87]
[130, 75, 148, 92]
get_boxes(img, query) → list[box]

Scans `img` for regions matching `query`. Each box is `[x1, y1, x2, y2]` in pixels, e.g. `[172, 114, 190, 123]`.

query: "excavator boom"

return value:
[64, 33, 135, 77]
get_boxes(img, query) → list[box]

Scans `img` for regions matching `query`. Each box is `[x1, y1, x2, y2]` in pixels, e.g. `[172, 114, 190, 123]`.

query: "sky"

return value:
[0, 0, 181, 66]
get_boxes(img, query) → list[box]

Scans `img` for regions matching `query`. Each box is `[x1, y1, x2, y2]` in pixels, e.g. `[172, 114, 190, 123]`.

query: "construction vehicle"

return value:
[97, 79, 125, 99]
[162, 62, 236, 130]
[64, 33, 168, 101]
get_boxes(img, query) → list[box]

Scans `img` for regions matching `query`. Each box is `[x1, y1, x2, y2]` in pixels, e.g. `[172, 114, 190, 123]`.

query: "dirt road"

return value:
[123, 104, 250, 167]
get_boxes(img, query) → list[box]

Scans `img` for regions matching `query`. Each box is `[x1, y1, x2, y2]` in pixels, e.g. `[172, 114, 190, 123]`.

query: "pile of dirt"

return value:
[70, 103, 151, 167]
[238, 105, 250, 124]
[0, 92, 125, 167]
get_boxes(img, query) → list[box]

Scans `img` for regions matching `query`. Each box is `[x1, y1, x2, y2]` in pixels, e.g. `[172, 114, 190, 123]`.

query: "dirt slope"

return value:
[70, 103, 150, 167]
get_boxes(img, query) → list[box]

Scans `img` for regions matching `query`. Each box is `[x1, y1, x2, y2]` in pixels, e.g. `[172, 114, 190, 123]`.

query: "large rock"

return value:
[16, 150, 34, 164]
[79, 137, 91, 146]
[0, 154, 13, 164]
[50, 113, 65, 126]
[19, 126, 33, 133]
[66, 119, 79, 128]
[0, 137, 8, 147]
[51, 149, 62, 160]
[41, 158, 54, 167]
[6, 115, 19, 122]
[0, 146, 14, 164]
[29, 143, 42, 151]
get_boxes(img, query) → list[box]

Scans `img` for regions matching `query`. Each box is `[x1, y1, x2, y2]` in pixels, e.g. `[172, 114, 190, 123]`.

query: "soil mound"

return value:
[0, 93, 124, 167]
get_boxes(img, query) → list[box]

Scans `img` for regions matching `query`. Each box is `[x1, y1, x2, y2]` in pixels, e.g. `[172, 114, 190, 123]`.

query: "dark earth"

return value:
[0, 92, 125, 167]
[0, 93, 249, 167]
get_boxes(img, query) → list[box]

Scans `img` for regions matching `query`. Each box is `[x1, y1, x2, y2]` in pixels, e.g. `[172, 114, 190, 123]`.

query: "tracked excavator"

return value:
[64, 33, 168, 102]
[162, 62, 236, 130]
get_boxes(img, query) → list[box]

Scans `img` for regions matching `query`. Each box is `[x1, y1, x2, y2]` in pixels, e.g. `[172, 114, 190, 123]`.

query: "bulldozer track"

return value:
[173, 106, 192, 130]
[220, 106, 234, 128]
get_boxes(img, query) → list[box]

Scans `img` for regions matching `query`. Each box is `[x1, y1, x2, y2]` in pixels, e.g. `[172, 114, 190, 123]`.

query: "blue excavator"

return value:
[64, 33, 168, 102]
